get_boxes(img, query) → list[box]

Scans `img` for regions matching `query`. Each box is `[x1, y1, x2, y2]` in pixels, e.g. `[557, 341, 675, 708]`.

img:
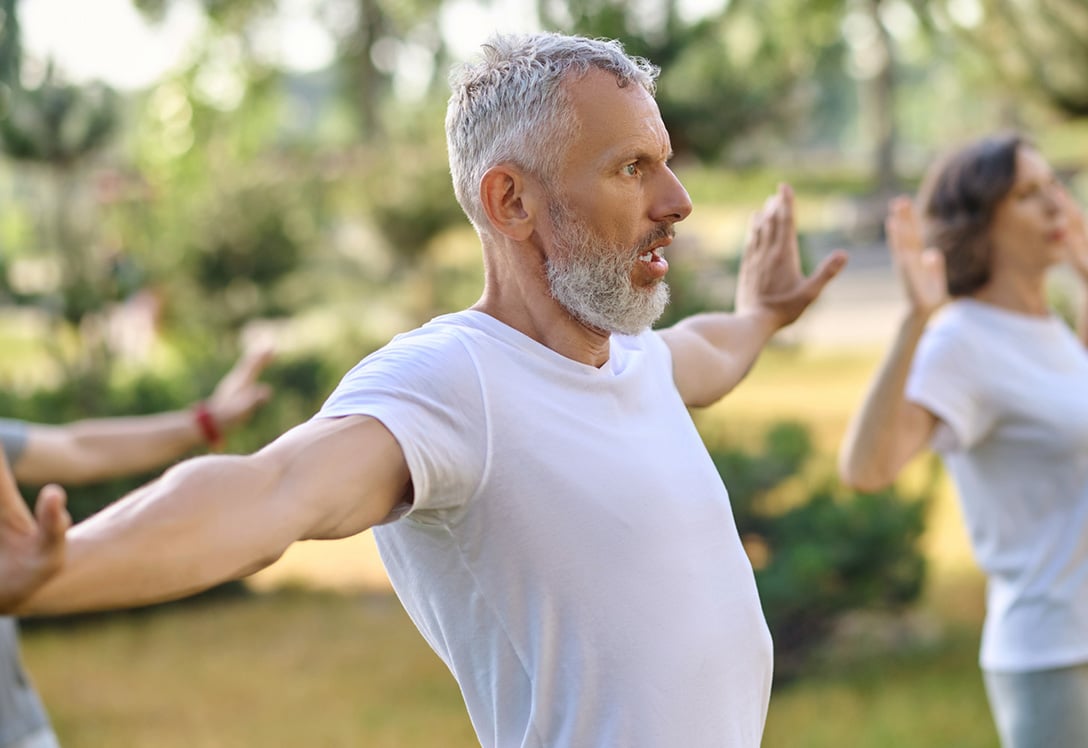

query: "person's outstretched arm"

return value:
[838, 197, 944, 492]
[0, 414, 409, 616]
[660, 183, 848, 407]
[12, 348, 274, 486]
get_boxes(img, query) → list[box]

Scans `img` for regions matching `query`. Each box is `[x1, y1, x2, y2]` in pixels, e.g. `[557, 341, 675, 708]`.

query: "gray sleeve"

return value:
[0, 419, 28, 465]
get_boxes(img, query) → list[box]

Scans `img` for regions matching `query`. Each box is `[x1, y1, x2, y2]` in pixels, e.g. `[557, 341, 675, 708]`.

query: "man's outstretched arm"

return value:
[1, 414, 408, 616]
[660, 184, 847, 407]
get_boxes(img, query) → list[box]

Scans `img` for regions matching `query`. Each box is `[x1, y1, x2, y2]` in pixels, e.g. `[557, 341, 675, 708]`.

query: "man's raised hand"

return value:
[736, 183, 847, 329]
[0, 452, 69, 612]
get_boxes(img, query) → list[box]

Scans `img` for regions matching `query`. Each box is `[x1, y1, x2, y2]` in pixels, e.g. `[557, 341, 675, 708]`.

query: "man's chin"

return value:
[599, 301, 670, 336]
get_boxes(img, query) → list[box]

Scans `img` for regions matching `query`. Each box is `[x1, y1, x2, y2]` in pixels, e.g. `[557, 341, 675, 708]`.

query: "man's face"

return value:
[541, 69, 692, 335]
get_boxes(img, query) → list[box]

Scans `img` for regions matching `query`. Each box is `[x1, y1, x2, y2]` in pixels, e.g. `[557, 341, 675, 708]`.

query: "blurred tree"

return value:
[0, 72, 120, 331]
[329, 0, 449, 140]
[0, 0, 18, 99]
[135, 0, 450, 141]
[129, 0, 463, 275]
[708, 421, 930, 679]
[540, 0, 819, 161]
[542, 0, 910, 193]
[854, 0, 898, 193]
[931, 0, 1088, 117]
[0, 0, 123, 396]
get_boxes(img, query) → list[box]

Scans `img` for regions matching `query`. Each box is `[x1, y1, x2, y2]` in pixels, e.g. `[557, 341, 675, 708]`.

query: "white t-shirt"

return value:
[907, 298, 1088, 672]
[318, 310, 773, 747]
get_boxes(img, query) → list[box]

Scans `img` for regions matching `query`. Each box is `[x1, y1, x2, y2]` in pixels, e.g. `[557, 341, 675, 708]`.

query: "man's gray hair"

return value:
[446, 32, 660, 232]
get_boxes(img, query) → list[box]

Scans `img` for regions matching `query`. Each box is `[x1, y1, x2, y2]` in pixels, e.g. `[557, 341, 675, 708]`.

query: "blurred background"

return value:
[5, 0, 1087, 745]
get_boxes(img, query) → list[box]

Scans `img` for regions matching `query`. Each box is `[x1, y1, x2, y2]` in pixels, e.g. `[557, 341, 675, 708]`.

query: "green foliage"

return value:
[0, 75, 118, 167]
[710, 422, 929, 679]
[930, 0, 1088, 117]
[547, 0, 843, 161]
[363, 141, 467, 262]
[187, 180, 305, 324]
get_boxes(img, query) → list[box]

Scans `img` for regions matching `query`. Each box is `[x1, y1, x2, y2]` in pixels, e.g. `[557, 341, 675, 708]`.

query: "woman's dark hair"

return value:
[917, 133, 1026, 296]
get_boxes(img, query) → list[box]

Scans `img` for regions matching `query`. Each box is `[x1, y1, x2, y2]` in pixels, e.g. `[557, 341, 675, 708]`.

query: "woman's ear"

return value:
[480, 165, 539, 241]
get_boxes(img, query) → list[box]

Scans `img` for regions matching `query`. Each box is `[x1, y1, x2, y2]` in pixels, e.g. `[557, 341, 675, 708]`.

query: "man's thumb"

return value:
[35, 484, 71, 547]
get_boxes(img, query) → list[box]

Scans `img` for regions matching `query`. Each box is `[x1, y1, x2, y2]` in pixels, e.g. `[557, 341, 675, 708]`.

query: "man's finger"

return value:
[243, 347, 276, 378]
[227, 347, 275, 387]
[782, 184, 796, 243]
[803, 249, 849, 298]
[35, 484, 71, 547]
[744, 211, 763, 258]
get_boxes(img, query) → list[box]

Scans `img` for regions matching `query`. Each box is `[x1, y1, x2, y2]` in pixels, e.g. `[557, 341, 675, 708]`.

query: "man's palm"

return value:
[0, 454, 69, 611]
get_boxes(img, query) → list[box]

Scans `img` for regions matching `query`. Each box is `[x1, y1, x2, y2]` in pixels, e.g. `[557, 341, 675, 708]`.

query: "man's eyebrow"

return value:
[617, 145, 674, 163]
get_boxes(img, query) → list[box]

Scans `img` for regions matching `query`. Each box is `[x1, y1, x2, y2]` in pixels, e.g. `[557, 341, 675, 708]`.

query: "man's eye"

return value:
[623, 163, 639, 177]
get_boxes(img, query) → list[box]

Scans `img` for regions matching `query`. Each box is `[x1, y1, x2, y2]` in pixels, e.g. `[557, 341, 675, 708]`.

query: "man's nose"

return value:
[652, 167, 693, 224]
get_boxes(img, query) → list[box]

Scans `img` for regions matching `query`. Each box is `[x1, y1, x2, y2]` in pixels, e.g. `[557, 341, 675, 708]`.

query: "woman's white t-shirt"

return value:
[907, 298, 1088, 672]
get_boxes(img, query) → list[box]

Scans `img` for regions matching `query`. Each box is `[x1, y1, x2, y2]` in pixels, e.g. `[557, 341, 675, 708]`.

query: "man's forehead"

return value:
[563, 69, 670, 157]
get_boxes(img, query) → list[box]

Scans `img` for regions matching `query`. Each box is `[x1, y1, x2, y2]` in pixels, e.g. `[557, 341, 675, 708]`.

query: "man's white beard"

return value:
[545, 201, 670, 336]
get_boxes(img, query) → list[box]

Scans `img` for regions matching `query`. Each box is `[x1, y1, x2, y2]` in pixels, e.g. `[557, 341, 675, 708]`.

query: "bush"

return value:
[710, 422, 929, 679]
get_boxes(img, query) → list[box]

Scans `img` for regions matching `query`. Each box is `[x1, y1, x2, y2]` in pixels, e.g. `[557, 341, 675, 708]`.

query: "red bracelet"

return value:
[193, 402, 224, 451]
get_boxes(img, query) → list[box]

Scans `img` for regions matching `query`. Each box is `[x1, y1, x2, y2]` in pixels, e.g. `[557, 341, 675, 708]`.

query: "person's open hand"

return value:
[0, 452, 69, 612]
[206, 347, 276, 433]
[1057, 185, 1088, 283]
[735, 183, 848, 329]
[885, 196, 947, 317]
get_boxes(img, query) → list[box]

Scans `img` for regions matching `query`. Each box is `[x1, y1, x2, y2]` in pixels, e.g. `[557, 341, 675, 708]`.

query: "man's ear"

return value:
[480, 165, 540, 241]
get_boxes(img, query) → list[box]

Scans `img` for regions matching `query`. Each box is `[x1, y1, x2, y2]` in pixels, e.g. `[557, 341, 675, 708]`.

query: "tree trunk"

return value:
[867, 0, 898, 195]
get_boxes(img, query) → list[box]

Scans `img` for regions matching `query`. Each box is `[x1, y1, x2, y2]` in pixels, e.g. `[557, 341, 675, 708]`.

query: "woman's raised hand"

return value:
[886, 196, 947, 317]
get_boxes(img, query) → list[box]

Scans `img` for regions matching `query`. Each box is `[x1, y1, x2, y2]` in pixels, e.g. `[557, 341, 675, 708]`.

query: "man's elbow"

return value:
[683, 389, 730, 409]
[837, 456, 894, 494]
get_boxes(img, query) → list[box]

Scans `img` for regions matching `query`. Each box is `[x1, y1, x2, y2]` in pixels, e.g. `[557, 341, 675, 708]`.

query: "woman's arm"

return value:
[838, 197, 946, 491]
[838, 311, 938, 491]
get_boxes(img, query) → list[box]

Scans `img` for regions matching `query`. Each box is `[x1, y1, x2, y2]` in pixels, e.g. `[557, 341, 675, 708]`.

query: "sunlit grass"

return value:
[19, 584, 995, 748]
[26, 591, 478, 748]
[765, 624, 995, 748]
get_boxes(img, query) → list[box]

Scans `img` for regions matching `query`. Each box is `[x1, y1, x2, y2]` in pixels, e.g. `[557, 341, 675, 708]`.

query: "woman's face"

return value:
[988, 146, 1068, 276]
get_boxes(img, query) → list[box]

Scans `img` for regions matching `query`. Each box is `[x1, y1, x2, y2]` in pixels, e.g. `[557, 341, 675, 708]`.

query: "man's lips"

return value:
[637, 241, 670, 279]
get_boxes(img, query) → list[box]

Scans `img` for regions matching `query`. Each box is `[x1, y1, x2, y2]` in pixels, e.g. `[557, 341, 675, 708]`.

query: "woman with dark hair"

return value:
[839, 133, 1088, 748]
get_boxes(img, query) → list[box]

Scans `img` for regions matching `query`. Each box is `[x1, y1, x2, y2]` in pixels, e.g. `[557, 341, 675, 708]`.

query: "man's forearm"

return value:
[661, 309, 781, 408]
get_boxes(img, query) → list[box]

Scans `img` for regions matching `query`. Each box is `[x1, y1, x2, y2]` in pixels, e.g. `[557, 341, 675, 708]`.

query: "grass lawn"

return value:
[24, 591, 479, 748]
[765, 623, 996, 748]
[19, 584, 996, 747]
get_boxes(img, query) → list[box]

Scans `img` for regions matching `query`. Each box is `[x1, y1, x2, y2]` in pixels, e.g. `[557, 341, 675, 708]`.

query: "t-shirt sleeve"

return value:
[314, 331, 487, 518]
[906, 325, 994, 452]
[0, 419, 28, 464]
